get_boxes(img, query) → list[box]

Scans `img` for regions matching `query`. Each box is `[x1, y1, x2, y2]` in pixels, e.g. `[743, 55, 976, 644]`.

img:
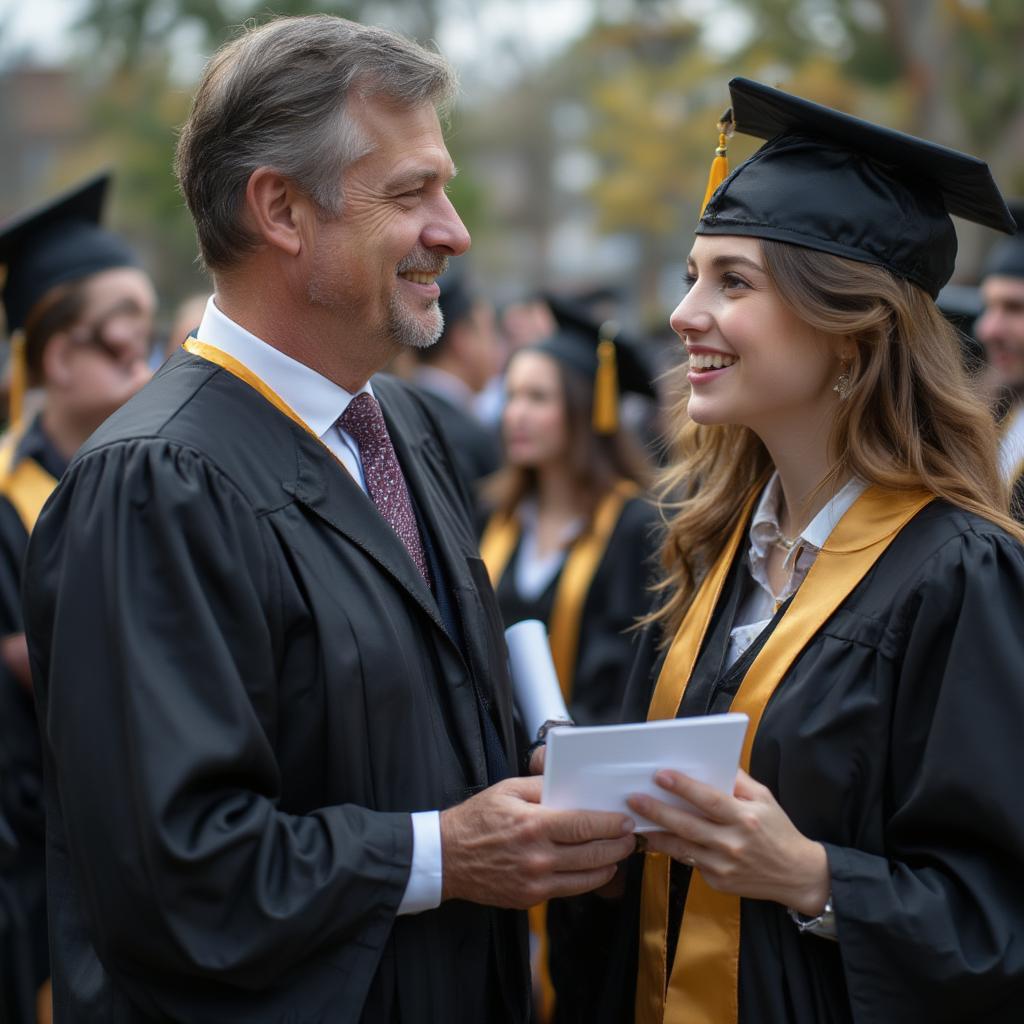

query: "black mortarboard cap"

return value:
[698, 78, 1017, 298]
[535, 292, 656, 434]
[0, 171, 139, 333]
[982, 199, 1024, 280]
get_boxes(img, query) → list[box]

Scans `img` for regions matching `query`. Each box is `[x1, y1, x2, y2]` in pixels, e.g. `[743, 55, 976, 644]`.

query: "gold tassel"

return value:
[7, 331, 27, 432]
[700, 107, 734, 217]
[592, 323, 620, 435]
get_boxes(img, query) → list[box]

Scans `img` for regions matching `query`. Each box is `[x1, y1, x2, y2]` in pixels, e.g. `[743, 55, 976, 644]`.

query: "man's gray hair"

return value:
[175, 15, 457, 271]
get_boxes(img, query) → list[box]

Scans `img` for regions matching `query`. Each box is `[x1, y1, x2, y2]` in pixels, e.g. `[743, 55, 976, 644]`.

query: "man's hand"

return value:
[440, 776, 635, 909]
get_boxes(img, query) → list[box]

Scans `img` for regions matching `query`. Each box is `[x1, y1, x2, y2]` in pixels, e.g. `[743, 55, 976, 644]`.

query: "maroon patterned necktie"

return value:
[339, 393, 432, 586]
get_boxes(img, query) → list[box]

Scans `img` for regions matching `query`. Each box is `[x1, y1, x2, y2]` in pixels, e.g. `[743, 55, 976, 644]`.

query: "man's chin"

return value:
[389, 305, 444, 351]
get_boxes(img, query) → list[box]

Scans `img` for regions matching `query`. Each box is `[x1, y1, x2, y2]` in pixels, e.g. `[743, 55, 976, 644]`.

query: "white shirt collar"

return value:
[749, 471, 868, 580]
[194, 297, 374, 442]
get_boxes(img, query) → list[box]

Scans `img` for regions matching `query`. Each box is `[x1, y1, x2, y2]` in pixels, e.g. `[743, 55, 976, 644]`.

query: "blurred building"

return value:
[0, 67, 87, 214]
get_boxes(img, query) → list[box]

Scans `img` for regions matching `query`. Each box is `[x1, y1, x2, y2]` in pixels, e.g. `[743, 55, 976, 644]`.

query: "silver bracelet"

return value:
[787, 893, 837, 940]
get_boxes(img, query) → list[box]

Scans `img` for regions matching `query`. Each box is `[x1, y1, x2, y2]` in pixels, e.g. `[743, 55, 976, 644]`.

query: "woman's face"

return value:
[670, 236, 844, 439]
[53, 266, 156, 427]
[502, 350, 569, 469]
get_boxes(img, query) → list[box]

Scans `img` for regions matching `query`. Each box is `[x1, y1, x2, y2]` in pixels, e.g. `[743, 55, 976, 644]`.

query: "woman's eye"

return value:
[722, 273, 750, 290]
[683, 273, 697, 288]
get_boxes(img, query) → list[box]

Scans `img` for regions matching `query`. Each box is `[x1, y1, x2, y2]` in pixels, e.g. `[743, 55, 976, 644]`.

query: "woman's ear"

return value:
[242, 168, 308, 257]
[837, 337, 858, 364]
[40, 333, 74, 389]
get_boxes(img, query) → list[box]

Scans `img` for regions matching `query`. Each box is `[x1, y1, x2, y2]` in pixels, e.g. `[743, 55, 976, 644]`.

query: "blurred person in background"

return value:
[412, 267, 502, 494]
[977, 199, 1024, 518]
[0, 171, 154, 1024]
[164, 291, 210, 360]
[479, 298, 661, 1023]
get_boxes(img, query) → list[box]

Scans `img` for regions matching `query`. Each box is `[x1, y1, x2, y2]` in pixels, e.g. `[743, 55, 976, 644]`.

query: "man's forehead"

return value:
[983, 276, 1024, 304]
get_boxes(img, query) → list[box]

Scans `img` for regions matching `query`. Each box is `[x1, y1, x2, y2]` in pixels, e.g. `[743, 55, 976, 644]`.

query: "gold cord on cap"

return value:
[700, 106, 735, 217]
[7, 331, 27, 431]
[592, 320, 620, 435]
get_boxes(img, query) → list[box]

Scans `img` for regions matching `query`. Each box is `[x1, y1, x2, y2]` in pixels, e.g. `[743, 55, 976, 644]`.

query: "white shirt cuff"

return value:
[397, 810, 443, 916]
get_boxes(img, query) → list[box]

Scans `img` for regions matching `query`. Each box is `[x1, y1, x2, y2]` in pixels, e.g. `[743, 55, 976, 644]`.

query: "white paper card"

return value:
[541, 713, 749, 831]
[505, 619, 570, 741]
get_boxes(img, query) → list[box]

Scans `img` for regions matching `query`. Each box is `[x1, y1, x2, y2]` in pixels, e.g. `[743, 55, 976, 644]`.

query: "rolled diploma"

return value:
[504, 619, 570, 740]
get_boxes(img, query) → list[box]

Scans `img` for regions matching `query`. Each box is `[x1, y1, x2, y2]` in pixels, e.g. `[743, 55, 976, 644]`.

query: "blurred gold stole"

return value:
[0, 425, 58, 533]
[479, 478, 639, 702]
[635, 485, 933, 1024]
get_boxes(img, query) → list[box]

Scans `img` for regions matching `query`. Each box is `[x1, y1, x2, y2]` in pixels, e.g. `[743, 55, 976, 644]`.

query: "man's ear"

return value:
[243, 168, 309, 257]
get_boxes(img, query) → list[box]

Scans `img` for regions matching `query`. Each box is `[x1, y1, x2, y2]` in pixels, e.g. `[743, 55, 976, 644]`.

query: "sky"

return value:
[0, 0, 748, 79]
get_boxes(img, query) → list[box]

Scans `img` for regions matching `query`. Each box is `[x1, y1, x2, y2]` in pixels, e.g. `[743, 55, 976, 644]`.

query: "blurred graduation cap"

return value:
[982, 199, 1024, 280]
[0, 171, 139, 426]
[936, 283, 985, 371]
[437, 265, 475, 332]
[697, 77, 1017, 299]
[534, 292, 657, 435]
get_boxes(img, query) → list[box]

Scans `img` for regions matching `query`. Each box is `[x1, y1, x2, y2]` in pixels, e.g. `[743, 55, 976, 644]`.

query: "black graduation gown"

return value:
[597, 500, 1024, 1024]
[22, 349, 529, 1023]
[492, 495, 661, 727]
[414, 386, 501, 498]
[0, 417, 66, 1024]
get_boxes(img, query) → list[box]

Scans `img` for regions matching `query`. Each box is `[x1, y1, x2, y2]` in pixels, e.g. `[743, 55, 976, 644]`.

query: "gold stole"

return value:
[183, 338, 319, 439]
[0, 422, 58, 535]
[479, 479, 639, 702]
[635, 485, 934, 1024]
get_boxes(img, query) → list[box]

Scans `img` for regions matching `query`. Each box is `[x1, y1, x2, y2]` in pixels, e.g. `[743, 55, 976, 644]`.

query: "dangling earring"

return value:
[833, 362, 852, 401]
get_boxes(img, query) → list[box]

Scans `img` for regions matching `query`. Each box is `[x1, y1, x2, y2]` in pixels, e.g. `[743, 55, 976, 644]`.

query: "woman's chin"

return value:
[686, 398, 734, 426]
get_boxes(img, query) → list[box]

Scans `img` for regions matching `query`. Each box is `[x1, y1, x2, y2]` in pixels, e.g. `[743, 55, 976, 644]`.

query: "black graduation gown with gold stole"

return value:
[0, 416, 65, 1024]
[480, 487, 660, 1024]
[21, 346, 529, 1023]
[595, 487, 1024, 1024]
[480, 486, 660, 726]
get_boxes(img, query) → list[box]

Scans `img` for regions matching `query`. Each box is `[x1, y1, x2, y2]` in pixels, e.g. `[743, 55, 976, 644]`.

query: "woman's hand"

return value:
[627, 769, 830, 916]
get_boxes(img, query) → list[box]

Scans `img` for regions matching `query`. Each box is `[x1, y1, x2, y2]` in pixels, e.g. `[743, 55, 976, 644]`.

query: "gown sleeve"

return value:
[825, 525, 1024, 1021]
[23, 439, 413, 993]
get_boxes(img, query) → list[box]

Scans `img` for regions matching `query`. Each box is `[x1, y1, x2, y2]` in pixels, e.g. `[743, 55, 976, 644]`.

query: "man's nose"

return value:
[422, 193, 471, 256]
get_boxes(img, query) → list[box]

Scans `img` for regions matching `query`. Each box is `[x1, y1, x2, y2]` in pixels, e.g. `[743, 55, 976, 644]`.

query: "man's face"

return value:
[977, 275, 1024, 393]
[306, 94, 470, 352]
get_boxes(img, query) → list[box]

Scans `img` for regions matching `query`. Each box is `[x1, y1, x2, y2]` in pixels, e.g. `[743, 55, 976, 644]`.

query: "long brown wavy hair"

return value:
[483, 349, 652, 522]
[647, 237, 1024, 642]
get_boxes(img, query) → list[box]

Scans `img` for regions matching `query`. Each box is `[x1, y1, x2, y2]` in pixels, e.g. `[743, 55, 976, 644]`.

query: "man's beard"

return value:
[386, 288, 444, 350]
[307, 250, 448, 350]
[387, 251, 449, 350]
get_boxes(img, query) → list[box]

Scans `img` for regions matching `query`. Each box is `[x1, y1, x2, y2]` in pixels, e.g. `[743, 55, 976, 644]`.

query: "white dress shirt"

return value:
[726, 472, 867, 668]
[999, 402, 1024, 483]
[511, 498, 584, 600]
[195, 297, 443, 916]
